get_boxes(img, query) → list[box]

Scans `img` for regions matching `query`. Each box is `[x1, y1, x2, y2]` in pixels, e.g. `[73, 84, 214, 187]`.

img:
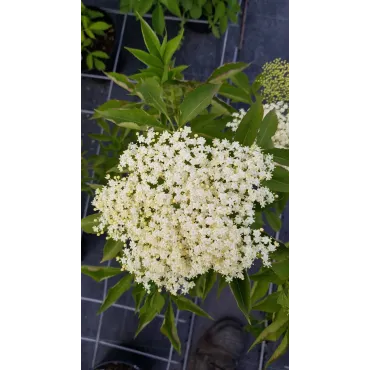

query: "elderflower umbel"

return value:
[92, 127, 277, 295]
[226, 104, 289, 149]
[258, 58, 289, 103]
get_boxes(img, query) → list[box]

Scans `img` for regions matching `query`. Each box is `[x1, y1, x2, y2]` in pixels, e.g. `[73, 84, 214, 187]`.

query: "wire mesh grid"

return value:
[80, 2, 271, 370]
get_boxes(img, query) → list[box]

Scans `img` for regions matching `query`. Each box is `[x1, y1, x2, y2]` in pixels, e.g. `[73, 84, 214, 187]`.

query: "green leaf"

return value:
[81, 265, 123, 282]
[125, 47, 163, 68]
[212, 25, 220, 38]
[218, 84, 251, 104]
[105, 72, 135, 92]
[101, 239, 125, 262]
[203, 271, 217, 299]
[269, 245, 289, 262]
[180, 83, 220, 125]
[136, 0, 154, 15]
[250, 280, 270, 304]
[234, 99, 263, 147]
[265, 148, 289, 167]
[230, 72, 251, 95]
[214, 1, 226, 22]
[135, 291, 165, 337]
[89, 133, 112, 141]
[249, 311, 289, 351]
[208, 62, 249, 84]
[252, 292, 281, 313]
[172, 295, 213, 319]
[168, 64, 188, 79]
[181, 0, 193, 11]
[271, 259, 289, 281]
[81, 213, 101, 234]
[86, 9, 104, 19]
[96, 108, 165, 131]
[217, 275, 228, 298]
[96, 118, 110, 134]
[136, 12, 161, 58]
[132, 284, 146, 312]
[250, 268, 284, 285]
[190, 4, 202, 19]
[98, 274, 133, 313]
[211, 97, 237, 115]
[219, 14, 228, 33]
[160, 301, 181, 354]
[91, 50, 109, 59]
[160, 0, 182, 17]
[277, 290, 289, 309]
[90, 21, 111, 31]
[86, 53, 93, 70]
[120, 0, 135, 12]
[229, 270, 251, 323]
[264, 209, 282, 232]
[163, 28, 184, 65]
[264, 166, 289, 193]
[264, 330, 289, 369]
[159, 33, 168, 57]
[191, 114, 231, 140]
[256, 110, 278, 149]
[135, 78, 168, 117]
[251, 210, 264, 229]
[152, 4, 165, 36]
[94, 58, 106, 71]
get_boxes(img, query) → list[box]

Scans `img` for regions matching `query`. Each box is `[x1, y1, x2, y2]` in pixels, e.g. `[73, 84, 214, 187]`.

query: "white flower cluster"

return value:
[226, 103, 289, 149]
[92, 127, 277, 295]
[264, 102, 289, 149]
[226, 108, 246, 132]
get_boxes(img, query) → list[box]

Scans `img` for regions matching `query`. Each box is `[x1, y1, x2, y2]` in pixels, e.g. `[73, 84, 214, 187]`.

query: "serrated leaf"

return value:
[250, 269, 284, 285]
[135, 78, 168, 117]
[190, 4, 202, 19]
[132, 284, 146, 312]
[101, 239, 125, 262]
[265, 148, 289, 167]
[257, 110, 278, 149]
[214, 1, 226, 22]
[203, 271, 217, 299]
[271, 259, 289, 281]
[264, 330, 289, 369]
[208, 62, 249, 84]
[172, 296, 213, 320]
[229, 270, 251, 323]
[264, 209, 282, 232]
[160, 0, 182, 17]
[136, 12, 161, 57]
[249, 311, 289, 351]
[89, 133, 111, 141]
[264, 166, 289, 192]
[252, 292, 281, 313]
[105, 72, 135, 92]
[81, 265, 123, 282]
[125, 47, 163, 68]
[218, 84, 251, 104]
[217, 275, 228, 298]
[136, 0, 154, 15]
[211, 97, 237, 115]
[163, 28, 184, 65]
[81, 213, 101, 233]
[234, 99, 263, 147]
[98, 274, 133, 313]
[251, 280, 270, 304]
[180, 83, 220, 125]
[152, 4, 165, 36]
[191, 114, 232, 140]
[96, 108, 165, 131]
[160, 301, 181, 354]
[135, 291, 165, 337]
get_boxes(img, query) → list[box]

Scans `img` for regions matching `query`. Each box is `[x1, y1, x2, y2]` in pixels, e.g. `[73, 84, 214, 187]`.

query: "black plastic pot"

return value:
[184, 16, 211, 34]
[94, 361, 140, 370]
[81, 6, 118, 75]
[93, 345, 153, 370]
